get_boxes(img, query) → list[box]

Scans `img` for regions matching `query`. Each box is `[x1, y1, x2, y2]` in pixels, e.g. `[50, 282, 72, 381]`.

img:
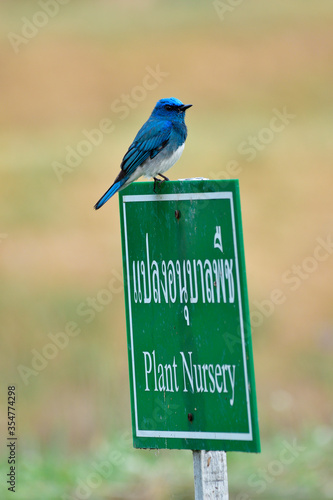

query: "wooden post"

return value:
[193, 450, 229, 499]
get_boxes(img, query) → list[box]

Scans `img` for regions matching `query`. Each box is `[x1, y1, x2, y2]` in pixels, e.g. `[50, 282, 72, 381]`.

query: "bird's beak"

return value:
[179, 104, 192, 111]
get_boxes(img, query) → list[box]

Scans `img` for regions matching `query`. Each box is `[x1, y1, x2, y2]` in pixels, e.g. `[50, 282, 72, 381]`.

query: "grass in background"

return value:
[0, 427, 332, 499]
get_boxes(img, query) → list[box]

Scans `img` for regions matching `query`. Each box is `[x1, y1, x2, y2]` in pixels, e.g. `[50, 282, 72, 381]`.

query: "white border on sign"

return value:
[122, 191, 252, 441]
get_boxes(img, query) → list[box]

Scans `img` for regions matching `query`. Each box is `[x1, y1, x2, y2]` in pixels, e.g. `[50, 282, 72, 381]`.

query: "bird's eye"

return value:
[165, 105, 173, 111]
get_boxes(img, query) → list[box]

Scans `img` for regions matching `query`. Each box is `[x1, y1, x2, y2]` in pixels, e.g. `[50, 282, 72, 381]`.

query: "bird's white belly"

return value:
[124, 143, 185, 186]
[143, 143, 185, 178]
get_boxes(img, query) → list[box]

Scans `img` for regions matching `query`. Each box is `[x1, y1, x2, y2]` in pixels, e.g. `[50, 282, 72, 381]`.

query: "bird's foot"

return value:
[153, 177, 161, 193]
[158, 174, 169, 182]
[153, 174, 169, 193]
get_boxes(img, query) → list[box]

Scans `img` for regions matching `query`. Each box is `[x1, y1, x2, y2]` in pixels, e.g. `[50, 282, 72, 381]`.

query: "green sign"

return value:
[119, 180, 260, 452]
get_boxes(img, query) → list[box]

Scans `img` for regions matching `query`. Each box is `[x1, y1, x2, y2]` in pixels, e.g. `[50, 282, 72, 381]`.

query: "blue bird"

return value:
[94, 97, 192, 210]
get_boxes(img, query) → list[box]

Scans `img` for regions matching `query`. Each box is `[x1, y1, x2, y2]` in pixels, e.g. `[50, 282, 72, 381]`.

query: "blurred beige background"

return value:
[0, 1, 332, 499]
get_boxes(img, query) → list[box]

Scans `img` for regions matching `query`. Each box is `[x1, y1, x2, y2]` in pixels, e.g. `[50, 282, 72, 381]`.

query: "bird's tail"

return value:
[94, 179, 125, 210]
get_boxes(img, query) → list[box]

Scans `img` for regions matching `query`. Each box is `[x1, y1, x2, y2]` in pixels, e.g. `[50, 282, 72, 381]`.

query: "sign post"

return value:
[119, 179, 260, 497]
[193, 450, 228, 499]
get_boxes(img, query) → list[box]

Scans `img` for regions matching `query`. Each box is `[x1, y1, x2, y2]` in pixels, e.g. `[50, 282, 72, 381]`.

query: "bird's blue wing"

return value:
[120, 119, 172, 176]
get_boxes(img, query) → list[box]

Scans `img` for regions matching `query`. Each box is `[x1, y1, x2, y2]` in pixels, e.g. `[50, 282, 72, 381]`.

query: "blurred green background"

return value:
[1, 1, 333, 499]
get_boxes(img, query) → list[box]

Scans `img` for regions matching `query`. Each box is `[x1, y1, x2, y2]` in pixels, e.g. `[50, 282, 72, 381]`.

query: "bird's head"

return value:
[151, 97, 192, 120]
